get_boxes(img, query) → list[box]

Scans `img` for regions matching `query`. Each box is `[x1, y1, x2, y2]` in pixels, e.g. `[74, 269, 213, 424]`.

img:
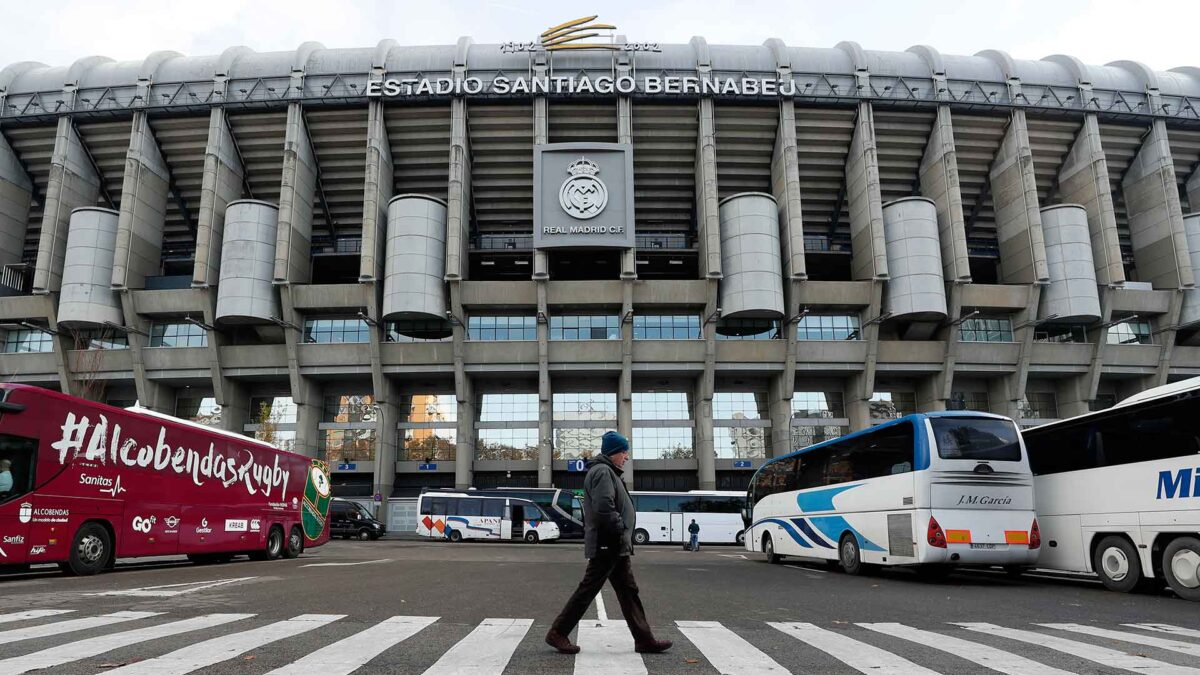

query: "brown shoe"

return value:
[545, 629, 581, 654]
[634, 639, 673, 654]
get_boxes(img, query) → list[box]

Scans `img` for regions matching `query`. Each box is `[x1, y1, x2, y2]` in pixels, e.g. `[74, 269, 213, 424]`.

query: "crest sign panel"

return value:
[534, 143, 635, 249]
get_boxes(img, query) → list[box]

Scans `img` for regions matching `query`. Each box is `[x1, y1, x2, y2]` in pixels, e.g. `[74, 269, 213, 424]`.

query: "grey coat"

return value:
[582, 455, 636, 558]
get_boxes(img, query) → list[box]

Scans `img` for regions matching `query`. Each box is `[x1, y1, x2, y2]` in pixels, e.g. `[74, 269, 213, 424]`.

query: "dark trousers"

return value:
[551, 554, 654, 643]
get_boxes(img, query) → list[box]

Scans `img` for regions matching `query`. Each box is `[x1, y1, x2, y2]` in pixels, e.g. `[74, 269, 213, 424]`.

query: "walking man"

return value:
[546, 431, 672, 655]
[687, 518, 700, 552]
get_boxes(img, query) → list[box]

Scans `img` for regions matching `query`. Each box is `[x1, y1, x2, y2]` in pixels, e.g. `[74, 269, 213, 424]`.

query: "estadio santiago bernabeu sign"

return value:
[365, 74, 802, 99]
[534, 143, 634, 250]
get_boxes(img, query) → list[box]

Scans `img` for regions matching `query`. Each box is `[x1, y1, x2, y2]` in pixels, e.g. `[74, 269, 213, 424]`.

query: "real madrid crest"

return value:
[559, 157, 608, 220]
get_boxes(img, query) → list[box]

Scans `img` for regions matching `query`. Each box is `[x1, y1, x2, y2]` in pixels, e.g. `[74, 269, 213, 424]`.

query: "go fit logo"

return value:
[131, 515, 157, 533]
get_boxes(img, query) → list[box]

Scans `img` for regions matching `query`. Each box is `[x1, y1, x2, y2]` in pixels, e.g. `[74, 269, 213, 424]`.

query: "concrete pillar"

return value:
[536, 282, 553, 488]
[194, 108, 244, 288]
[846, 281, 884, 430]
[920, 107, 971, 282]
[280, 285, 321, 458]
[445, 98, 471, 284]
[360, 99, 393, 283]
[112, 112, 169, 290]
[990, 111, 1049, 284]
[274, 103, 317, 285]
[695, 362, 716, 490]
[373, 378, 400, 510]
[33, 118, 101, 294]
[1122, 120, 1195, 290]
[619, 282, 634, 488]
[454, 373, 475, 490]
[772, 101, 807, 283]
[0, 131, 33, 268]
[446, 89, 473, 490]
[768, 373, 793, 458]
[1151, 289, 1184, 388]
[1058, 115, 1125, 286]
[696, 98, 723, 280]
[119, 291, 173, 413]
[531, 51, 550, 282]
[617, 52, 637, 282]
[1000, 285, 1042, 420]
[845, 103, 888, 281]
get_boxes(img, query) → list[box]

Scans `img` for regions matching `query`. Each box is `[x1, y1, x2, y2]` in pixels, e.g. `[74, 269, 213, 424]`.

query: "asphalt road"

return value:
[0, 538, 1198, 674]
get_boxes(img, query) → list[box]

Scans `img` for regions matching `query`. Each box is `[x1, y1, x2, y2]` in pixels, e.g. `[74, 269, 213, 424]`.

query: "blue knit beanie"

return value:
[600, 430, 630, 456]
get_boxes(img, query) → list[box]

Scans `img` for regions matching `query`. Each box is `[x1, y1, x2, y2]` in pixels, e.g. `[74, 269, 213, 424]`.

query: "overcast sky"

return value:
[1, 0, 1197, 74]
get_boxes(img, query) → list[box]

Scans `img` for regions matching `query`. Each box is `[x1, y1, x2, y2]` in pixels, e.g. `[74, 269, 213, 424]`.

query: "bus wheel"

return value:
[251, 526, 285, 561]
[839, 533, 865, 576]
[632, 529, 649, 546]
[448, 530, 463, 543]
[65, 523, 111, 576]
[763, 534, 781, 564]
[735, 530, 746, 546]
[1093, 535, 1141, 593]
[283, 527, 304, 559]
[1161, 536, 1200, 601]
[525, 531, 540, 544]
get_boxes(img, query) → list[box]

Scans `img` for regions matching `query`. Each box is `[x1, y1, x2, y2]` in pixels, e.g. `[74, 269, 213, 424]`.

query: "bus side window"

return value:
[482, 498, 505, 518]
[459, 498, 482, 517]
[0, 433, 37, 504]
[639, 495, 668, 512]
[428, 497, 448, 515]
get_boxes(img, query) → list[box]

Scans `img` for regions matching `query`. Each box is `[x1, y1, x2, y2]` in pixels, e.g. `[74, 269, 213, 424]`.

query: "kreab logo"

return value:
[558, 157, 608, 220]
[131, 515, 157, 533]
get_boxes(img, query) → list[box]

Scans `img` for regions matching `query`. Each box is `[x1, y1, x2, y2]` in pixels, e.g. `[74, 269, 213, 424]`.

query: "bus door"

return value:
[670, 512, 684, 542]
[0, 432, 38, 564]
[510, 502, 527, 540]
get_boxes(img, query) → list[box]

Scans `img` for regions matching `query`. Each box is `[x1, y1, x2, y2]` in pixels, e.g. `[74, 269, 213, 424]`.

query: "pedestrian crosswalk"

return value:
[0, 607, 1198, 674]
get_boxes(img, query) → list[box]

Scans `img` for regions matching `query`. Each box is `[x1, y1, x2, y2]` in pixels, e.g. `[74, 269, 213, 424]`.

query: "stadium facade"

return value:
[2, 29, 1200, 510]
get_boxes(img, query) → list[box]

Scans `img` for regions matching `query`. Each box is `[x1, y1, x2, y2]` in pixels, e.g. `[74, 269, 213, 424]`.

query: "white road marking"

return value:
[0, 613, 253, 675]
[266, 615, 438, 675]
[1124, 624, 1200, 640]
[677, 620, 788, 674]
[771, 622, 938, 674]
[91, 577, 258, 597]
[1040, 623, 1200, 657]
[595, 590, 608, 622]
[575, 620, 647, 675]
[956, 623, 1200, 673]
[422, 618, 532, 675]
[0, 611, 158, 646]
[718, 554, 749, 560]
[300, 559, 392, 568]
[102, 613, 344, 674]
[0, 609, 74, 625]
[861, 622, 1072, 674]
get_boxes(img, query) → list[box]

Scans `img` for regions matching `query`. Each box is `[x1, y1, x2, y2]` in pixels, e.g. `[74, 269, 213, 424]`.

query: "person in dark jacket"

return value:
[687, 519, 700, 552]
[545, 431, 672, 655]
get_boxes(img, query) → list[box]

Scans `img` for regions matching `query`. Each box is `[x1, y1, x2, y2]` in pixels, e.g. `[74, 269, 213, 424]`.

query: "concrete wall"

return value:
[383, 195, 448, 321]
[193, 108, 244, 288]
[991, 112, 1049, 284]
[34, 118, 102, 294]
[0, 131, 32, 268]
[1040, 204, 1101, 322]
[112, 112, 169, 290]
[1057, 115, 1124, 287]
[1121, 121, 1195, 290]
[275, 103, 317, 285]
[57, 207, 122, 327]
[216, 200, 281, 323]
[919, 106, 970, 282]
[717, 193, 784, 318]
[846, 103, 887, 281]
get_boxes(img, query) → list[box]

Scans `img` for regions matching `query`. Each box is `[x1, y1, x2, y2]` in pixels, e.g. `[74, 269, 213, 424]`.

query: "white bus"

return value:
[1022, 377, 1200, 600]
[629, 491, 747, 546]
[745, 412, 1040, 576]
[415, 492, 561, 543]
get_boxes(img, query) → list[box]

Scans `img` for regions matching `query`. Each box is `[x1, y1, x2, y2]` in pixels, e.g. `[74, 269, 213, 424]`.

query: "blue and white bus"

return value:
[1022, 377, 1200, 600]
[744, 412, 1040, 575]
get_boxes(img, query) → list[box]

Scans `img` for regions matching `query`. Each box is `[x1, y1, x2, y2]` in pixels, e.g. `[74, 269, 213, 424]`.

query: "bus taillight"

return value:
[927, 516, 947, 548]
[1029, 518, 1041, 549]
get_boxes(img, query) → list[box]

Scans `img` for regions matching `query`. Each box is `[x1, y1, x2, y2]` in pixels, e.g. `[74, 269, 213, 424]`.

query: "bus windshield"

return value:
[931, 417, 1021, 462]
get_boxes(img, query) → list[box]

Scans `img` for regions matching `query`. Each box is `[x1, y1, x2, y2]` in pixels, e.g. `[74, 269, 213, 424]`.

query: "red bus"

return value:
[0, 384, 332, 575]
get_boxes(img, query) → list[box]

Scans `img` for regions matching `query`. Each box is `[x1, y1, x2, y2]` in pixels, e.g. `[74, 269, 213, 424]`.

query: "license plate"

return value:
[970, 543, 998, 550]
